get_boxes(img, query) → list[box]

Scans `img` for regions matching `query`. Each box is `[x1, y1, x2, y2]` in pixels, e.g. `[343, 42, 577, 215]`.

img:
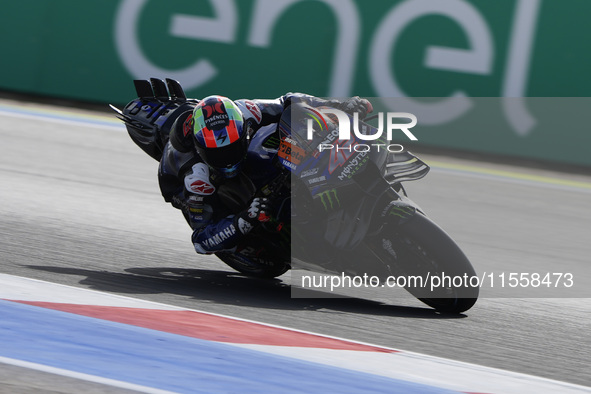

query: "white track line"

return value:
[0, 356, 177, 394]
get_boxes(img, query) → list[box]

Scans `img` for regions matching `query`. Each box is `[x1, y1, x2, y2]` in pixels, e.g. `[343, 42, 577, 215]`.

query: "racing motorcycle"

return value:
[112, 78, 478, 313]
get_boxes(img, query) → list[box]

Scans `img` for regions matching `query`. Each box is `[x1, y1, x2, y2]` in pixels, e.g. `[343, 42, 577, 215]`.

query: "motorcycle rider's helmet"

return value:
[192, 95, 247, 178]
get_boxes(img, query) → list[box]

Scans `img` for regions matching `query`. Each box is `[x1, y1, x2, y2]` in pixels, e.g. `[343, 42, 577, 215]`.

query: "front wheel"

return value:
[375, 213, 479, 313]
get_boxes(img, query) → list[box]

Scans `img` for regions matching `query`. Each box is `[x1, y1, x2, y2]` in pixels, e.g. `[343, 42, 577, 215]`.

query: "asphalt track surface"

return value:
[1, 99, 590, 391]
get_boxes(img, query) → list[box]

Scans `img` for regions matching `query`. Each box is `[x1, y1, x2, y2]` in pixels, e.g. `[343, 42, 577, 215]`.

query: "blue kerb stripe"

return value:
[0, 300, 457, 394]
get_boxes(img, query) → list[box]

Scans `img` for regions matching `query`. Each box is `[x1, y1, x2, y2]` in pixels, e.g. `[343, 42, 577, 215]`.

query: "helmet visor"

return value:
[196, 133, 248, 171]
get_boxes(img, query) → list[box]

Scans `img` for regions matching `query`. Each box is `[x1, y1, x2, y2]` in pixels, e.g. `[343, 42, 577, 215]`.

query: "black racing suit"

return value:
[158, 93, 336, 254]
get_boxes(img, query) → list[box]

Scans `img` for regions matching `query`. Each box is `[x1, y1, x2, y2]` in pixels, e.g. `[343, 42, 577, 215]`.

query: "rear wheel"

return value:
[377, 213, 478, 313]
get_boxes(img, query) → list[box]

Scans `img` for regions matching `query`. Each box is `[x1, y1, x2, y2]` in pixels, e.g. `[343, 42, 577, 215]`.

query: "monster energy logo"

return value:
[318, 189, 340, 211]
[383, 202, 415, 220]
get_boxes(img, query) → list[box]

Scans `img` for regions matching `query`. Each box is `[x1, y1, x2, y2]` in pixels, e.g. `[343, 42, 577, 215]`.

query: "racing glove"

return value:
[335, 96, 374, 119]
[235, 197, 272, 234]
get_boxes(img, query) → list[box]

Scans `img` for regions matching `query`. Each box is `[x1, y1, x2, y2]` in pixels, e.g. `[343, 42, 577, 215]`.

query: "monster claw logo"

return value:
[389, 205, 414, 218]
[381, 201, 416, 221]
[317, 189, 340, 211]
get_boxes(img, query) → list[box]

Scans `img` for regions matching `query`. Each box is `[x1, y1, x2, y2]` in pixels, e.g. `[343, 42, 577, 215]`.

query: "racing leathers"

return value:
[158, 93, 371, 254]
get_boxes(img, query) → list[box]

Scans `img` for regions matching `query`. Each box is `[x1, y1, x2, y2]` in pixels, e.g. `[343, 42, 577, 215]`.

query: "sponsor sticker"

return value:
[278, 139, 306, 166]
[189, 180, 215, 195]
[245, 100, 262, 123]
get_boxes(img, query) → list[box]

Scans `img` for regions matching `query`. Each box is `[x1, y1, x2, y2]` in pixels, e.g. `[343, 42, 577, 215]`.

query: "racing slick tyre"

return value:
[379, 213, 479, 313]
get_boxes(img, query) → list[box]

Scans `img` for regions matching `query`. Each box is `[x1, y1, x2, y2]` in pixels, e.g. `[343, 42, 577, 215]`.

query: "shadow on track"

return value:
[25, 265, 468, 319]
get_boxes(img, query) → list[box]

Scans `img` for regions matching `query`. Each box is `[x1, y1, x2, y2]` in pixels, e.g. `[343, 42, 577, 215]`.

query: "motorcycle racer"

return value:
[157, 93, 372, 254]
[114, 78, 478, 313]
